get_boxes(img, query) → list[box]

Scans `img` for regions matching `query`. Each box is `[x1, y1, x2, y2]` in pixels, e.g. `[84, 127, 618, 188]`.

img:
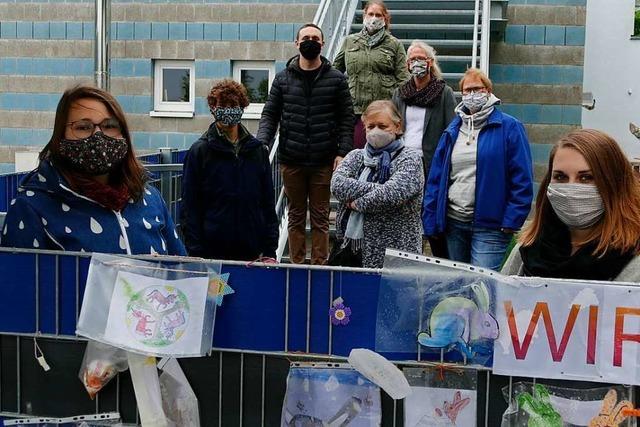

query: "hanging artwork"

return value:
[281, 365, 382, 427]
[103, 271, 207, 353]
[77, 254, 218, 358]
[376, 250, 500, 366]
[403, 367, 477, 427]
[501, 382, 634, 427]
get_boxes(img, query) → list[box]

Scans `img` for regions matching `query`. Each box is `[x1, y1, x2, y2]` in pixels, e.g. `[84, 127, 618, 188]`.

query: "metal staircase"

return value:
[275, 0, 506, 262]
[351, 0, 501, 89]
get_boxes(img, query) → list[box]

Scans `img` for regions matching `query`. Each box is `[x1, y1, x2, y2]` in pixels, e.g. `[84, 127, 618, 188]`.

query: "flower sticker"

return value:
[330, 297, 351, 326]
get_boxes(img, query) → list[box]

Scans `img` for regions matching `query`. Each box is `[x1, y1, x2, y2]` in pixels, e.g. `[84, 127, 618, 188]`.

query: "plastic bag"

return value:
[404, 366, 478, 427]
[78, 340, 128, 399]
[158, 357, 200, 427]
[501, 382, 634, 427]
[77, 254, 219, 358]
[128, 353, 169, 427]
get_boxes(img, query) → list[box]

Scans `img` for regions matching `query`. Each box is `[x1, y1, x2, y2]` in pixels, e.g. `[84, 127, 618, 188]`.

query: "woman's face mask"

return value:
[211, 106, 244, 126]
[461, 92, 489, 114]
[547, 183, 605, 229]
[366, 127, 396, 149]
[363, 16, 385, 33]
[409, 59, 430, 78]
[58, 132, 129, 176]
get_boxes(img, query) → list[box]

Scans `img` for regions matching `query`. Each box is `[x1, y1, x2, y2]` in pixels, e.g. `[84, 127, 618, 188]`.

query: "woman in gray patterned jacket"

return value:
[331, 100, 424, 268]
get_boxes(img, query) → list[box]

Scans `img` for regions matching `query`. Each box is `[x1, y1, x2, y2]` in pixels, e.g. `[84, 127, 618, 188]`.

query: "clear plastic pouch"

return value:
[404, 366, 478, 427]
[501, 382, 635, 427]
[78, 340, 128, 399]
[281, 363, 382, 427]
[376, 250, 503, 366]
[77, 254, 219, 358]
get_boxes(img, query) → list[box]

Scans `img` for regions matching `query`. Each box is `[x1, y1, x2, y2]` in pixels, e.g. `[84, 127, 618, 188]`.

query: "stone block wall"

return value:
[0, 0, 319, 161]
[490, 0, 587, 185]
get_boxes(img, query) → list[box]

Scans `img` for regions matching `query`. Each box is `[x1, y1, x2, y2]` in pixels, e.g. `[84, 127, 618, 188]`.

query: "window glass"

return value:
[241, 69, 269, 104]
[162, 68, 190, 102]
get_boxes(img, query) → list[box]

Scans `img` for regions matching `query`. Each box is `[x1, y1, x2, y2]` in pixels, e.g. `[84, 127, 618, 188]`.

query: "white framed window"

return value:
[151, 60, 195, 118]
[232, 60, 275, 119]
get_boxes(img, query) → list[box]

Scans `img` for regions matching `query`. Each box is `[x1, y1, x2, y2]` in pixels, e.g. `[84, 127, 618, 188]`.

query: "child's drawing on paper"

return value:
[125, 285, 190, 346]
[281, 368, 381, 427]
[588, 389, 632, 427]
[103, 271, 208, 356]
[417, 281, 498, 359]
[405, 387, 476, 427]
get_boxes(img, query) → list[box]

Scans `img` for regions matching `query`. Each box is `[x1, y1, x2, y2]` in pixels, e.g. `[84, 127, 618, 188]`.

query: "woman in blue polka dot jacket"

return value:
[0, 86, 186, 256]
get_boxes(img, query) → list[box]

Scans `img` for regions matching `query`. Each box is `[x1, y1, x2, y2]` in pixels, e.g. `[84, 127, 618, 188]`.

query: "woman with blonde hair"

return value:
[334, 0, 409, 149]
[502, 129, 640, 281]
[330, 100, 424, 268]
[423, 68, 533, 270]
[392, 40, 456, 258]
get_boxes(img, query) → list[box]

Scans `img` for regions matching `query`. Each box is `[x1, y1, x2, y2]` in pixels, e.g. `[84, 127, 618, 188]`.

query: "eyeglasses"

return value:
[461, 86, 488, 95]
[66, 118, 122, 139]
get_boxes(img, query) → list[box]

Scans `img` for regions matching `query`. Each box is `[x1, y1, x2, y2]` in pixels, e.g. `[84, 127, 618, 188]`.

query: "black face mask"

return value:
[299, 39, 322, 60]
[58, 132, 129, 175]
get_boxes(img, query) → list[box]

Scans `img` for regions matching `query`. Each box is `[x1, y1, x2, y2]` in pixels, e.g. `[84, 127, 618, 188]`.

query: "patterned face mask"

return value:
[363, 16, 385, 33]
[409, 59, 430, 78]
[212, 106, 244, 126]
[58, 132, 129, 175]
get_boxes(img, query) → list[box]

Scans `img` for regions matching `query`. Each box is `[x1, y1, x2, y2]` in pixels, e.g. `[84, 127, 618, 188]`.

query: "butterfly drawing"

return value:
[435, 391, 471, 424]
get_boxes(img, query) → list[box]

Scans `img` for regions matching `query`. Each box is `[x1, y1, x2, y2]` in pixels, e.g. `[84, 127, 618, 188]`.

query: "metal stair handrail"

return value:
[472, 0, 492, 74]
[270, 0, 359, 261]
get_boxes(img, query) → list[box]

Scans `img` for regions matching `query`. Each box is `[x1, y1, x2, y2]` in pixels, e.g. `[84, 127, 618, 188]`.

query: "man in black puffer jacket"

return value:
[257, 23, 354, 265]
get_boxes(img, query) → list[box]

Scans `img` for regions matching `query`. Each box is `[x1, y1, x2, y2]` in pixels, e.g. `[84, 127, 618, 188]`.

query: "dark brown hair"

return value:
[363, 0, 391, 29]
[40, 85, 147, 201]
[296, 23, 324, 41]
[207, 79, 250, 110]
[520, 129, 640, 256]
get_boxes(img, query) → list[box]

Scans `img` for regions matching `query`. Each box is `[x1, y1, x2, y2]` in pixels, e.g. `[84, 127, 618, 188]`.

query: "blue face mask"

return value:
[211, 106, 244, 126]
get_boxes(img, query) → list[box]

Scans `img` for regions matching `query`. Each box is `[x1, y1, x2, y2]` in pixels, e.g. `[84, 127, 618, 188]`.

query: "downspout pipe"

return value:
[94, 0, 111, 90]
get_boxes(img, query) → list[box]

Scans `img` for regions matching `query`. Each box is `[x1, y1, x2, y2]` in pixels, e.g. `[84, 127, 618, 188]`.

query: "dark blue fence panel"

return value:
[37, 254, 57, 334]
[0, 252, 37, 333]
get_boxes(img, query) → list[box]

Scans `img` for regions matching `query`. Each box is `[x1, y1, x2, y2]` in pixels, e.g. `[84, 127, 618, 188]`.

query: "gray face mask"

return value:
[547, 183, 605, 229]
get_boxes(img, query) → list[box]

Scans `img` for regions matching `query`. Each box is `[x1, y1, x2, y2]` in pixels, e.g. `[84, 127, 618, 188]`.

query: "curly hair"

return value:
[207, 79, 250, 110]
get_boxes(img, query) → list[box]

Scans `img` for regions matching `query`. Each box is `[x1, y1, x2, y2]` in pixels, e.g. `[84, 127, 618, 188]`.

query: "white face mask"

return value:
[366, 127, 396, 149]
[462, 92, 489, 114]
[363, 16, 385, 33]
[547, 183, 605, 229]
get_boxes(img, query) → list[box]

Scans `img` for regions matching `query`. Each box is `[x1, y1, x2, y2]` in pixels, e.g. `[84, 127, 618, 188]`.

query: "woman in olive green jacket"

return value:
[334, 0, 410, 149]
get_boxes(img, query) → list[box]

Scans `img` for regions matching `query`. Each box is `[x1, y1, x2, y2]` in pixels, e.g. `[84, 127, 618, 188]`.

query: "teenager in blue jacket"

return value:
[423, 68, 533, 270]
[1, 86, 185, 256]
[180, 79, 279, 261]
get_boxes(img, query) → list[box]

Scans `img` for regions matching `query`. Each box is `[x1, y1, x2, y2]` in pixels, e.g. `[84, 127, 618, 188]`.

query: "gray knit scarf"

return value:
[359, 27, 386, 47]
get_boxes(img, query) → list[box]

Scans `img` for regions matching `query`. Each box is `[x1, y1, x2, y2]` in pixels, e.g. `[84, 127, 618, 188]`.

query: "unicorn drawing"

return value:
[132, 309, 155, 337]
[146, 289, 177, 310]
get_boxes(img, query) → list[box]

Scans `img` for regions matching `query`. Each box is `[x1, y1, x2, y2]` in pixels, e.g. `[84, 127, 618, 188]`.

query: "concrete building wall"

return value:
[489, 0, 586, 183]
[0, 0, 319, 163]
[582, 0, 640, 158]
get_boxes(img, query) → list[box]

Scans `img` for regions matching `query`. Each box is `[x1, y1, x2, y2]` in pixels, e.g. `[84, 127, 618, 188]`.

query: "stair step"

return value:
[399, 38, 479, 48]
[359, 0, 477, 11]
[352, 23, 478, 32]
[356, 9, 478, 17]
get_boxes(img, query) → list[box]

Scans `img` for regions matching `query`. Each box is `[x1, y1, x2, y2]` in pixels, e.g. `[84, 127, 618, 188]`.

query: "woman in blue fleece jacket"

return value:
[180, 79, 279, 261]
[0, 86, 185, 256]
[423, 69, 533, 270]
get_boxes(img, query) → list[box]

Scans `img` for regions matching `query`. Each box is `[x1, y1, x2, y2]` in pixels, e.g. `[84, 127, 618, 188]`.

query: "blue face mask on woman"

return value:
[211, 106, 244, 126]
